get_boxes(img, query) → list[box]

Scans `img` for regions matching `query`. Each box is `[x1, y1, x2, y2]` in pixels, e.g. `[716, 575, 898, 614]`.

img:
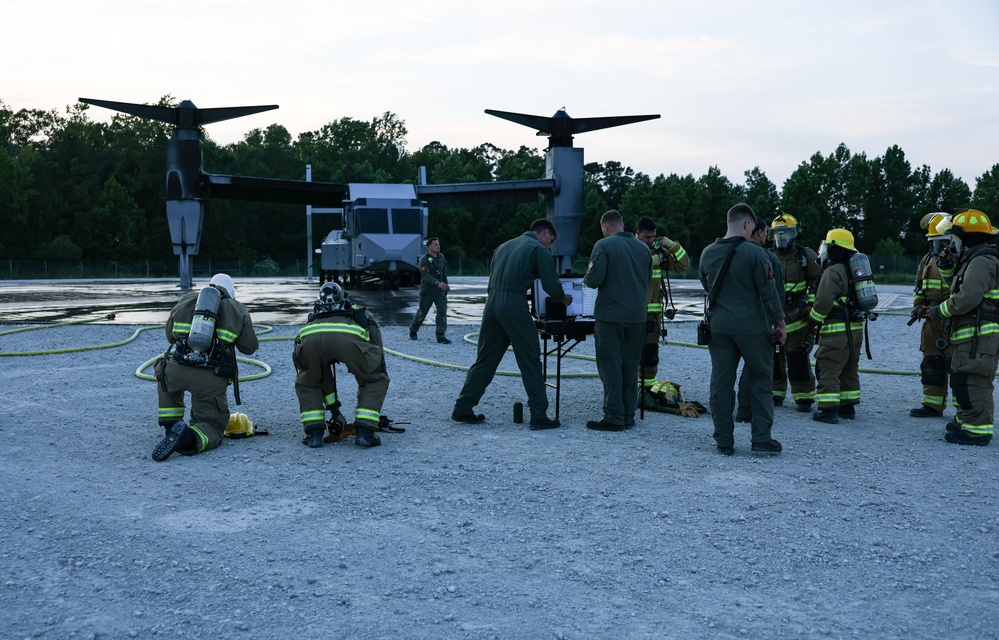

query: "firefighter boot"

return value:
[354, 425, 382, 448]
[944, 430, 992, 446]
[302, 428, 324, 448]
[910, 405, 943, 418]
[812, 408, 840, 424]
[796, 401, 813, 413]
[152, 421, 191, 461]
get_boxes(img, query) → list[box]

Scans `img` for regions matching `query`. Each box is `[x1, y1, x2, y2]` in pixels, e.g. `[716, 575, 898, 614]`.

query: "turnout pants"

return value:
[596, 320, 646, 425]
[294, 327, 389, 433]
[918, 318, 952, 411]
[638, 316, 660, 388]
[950, 345, 998, 436]
[814, 330, 863, 410]
[155, 359, 229, 455]
[772, 328, 816, 404]
[410, 291, 448, 339]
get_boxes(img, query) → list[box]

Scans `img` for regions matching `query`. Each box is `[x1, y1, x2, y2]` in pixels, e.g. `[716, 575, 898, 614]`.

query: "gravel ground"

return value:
[1, 283, 998, 640]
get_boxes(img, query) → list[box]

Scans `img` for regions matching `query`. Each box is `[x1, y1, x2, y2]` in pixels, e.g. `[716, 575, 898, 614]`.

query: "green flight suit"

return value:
[699, 237, 784, 448]
[155, 289, 258, 455]
[584, 231, 652, 425]
[294, 308, 389, 434]
[736, 248, 785, 418]
[454, 231, 567, 421]
[410, 252, 449, 340]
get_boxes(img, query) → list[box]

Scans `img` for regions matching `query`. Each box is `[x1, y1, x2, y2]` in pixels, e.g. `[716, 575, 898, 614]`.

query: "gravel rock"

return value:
[1, 282, 997, 639]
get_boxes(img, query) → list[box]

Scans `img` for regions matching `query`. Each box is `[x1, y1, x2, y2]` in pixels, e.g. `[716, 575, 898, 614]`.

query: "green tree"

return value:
[971, 164, 999, 219]
[741, 167, 780, 221]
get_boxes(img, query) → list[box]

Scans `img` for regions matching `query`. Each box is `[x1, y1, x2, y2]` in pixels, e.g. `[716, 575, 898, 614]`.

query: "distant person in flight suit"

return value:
[409, 237, 452, 344]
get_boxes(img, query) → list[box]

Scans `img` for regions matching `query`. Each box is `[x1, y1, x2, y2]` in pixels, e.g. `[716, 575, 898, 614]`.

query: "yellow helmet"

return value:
[920, 212, 952, 239]
[771, 213, 799, 230]
[770, 213, 799, 249]
[950, 209, 998, 236]
[225, 412, 256, 438]
[824, 228, 856, 252]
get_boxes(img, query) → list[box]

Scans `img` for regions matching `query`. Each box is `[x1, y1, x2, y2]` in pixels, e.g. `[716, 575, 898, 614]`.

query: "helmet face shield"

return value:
[929, 237, 950, 256]
[950, 234, 963, 256]
[818, 241, 828, 264]
[773, 227, 797, 249]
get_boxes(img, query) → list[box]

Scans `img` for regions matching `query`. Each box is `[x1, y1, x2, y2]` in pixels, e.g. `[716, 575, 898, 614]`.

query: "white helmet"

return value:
[209, 273, 236, 299]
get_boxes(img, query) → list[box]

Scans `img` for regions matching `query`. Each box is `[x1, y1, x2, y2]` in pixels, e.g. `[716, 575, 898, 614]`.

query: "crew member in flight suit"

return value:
[409, 236, 451, 344]
[451, 219, 572, 430]
[584, 210, 653, 430]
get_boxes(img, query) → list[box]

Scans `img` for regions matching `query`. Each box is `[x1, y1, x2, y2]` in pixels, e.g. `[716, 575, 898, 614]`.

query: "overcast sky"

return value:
[6, 0, 998, 189]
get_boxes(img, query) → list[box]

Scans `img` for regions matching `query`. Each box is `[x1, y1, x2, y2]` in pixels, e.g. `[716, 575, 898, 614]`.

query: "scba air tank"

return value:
[188, 286, 222, 353]
[848, 252, 879, 311]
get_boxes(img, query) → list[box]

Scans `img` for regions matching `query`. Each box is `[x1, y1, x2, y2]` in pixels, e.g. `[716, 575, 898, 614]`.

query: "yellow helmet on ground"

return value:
[225, 412, 255, 438]
[824, 228, 856, 252]
[950, 209, 998, 236]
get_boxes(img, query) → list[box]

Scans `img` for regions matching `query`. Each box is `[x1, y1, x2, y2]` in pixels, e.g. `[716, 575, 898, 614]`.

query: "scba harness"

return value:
[161, 285, 241, 402]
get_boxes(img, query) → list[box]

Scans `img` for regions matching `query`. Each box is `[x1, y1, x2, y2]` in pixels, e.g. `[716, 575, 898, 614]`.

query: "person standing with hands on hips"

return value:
[410, 236, 451, 344]
[583, 210, 653, 431]
[699, 204, 786, 455]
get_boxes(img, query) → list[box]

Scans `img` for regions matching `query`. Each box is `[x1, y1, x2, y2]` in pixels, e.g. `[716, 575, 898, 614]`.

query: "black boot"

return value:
[838, 404, 856, 420]
[945, 429, 992, 446]
[910, 405, 943, 418]
[152, 421, 190, 461]
[812, 408, 840, 424]
[302, 428, 324, 448]
[355, 426, 382, 448]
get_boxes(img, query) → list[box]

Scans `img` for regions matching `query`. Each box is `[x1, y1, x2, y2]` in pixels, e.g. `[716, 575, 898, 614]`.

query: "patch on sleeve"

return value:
[421, 266, 427, 273]
[767, 268, 774, 280]
[587, 260, 594, 273]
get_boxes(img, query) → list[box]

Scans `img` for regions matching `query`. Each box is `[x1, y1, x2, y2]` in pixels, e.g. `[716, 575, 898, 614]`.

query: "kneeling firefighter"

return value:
[293, 283, 390, 448]
[926, 209, 999, 446]
[152, 273, 259, 461]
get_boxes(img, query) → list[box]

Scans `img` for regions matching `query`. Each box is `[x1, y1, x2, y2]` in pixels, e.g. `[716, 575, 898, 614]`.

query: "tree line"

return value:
[2, 97, 997, 273]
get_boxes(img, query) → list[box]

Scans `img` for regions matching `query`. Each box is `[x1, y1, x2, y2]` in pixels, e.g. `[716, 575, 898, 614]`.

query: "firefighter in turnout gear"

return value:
[910, 212, 954, 417]
[927, 209, 999, 446]
[634, 216, 690, 411]
[769, 214, 822, 412]
[808, 229, 864, 424]
[152, 274, 259, 461]
[294, 283, 390, 449]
